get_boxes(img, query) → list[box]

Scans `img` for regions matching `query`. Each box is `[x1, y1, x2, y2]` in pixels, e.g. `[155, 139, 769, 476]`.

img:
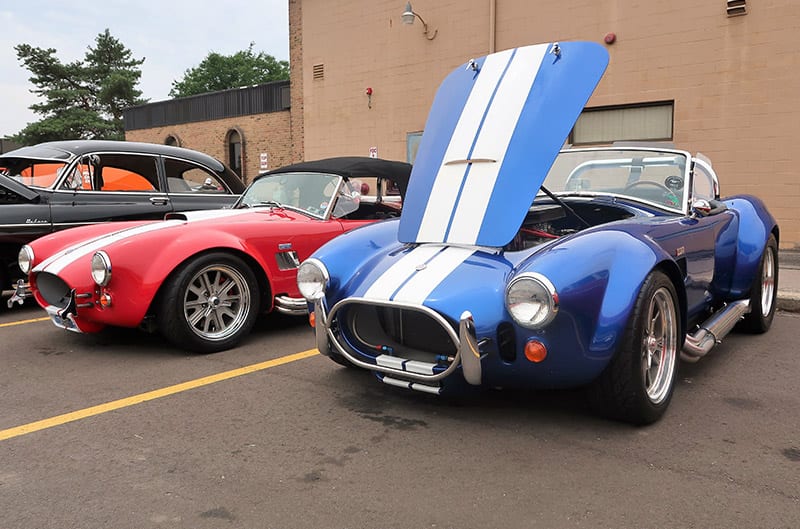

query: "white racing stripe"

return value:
[36, 221, 183, 275]
[447, 44, 546, 243]
[392, 246, 475, 304]
[35, 209, 253, 275]
[416, 49, 514, 242]
[363, 245, 445, 300]
[363, 245, 475, 303]
[415, 44, 548, 245]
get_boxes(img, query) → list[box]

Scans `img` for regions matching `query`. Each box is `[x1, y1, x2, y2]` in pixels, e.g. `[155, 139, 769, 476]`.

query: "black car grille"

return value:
[336, 302, 457, 364]
[35, 272, 73, 308]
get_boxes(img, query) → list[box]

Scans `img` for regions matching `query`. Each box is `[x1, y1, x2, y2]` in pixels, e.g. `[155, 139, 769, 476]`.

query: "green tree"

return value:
[13, 29, 146, 144]
[169, 43, 289, 98]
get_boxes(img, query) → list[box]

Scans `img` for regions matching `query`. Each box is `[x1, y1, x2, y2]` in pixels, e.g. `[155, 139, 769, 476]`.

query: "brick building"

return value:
[126, 0, 800, 247]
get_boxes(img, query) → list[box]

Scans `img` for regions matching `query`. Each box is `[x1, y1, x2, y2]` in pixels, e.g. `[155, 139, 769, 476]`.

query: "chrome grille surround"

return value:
[325, 297, 462, 383]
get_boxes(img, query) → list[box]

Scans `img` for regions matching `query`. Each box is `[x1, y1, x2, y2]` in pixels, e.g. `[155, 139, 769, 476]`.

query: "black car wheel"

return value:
[159, 252, 260, 353]
[589, 270, 680, 425]
[737, 234, 778, 334]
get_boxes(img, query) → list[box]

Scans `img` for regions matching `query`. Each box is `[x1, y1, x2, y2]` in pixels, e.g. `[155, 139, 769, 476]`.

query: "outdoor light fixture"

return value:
[402, 2, 437, 40]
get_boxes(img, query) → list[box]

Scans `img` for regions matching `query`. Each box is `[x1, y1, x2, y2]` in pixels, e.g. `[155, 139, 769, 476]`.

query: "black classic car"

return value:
[0, 140, 245, 295]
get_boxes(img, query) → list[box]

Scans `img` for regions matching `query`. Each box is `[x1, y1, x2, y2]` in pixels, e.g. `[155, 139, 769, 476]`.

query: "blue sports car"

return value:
[296, 41, 779, 424]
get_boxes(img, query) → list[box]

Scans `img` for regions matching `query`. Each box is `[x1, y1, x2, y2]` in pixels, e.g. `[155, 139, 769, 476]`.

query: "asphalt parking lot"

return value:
[1, 303, 798, 529]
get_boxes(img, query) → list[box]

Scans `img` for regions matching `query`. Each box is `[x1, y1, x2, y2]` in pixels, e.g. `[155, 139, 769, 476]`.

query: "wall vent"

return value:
[312, 64, 325, 81]
[727, 0, 747, 17]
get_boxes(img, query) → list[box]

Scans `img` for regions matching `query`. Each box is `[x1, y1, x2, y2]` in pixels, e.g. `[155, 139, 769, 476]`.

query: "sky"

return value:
[0, 0, 289, 137]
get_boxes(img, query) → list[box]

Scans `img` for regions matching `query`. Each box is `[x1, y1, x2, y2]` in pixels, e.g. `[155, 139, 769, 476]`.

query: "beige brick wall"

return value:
[125, 111, 292, 185]
[299, 0, 800, 247]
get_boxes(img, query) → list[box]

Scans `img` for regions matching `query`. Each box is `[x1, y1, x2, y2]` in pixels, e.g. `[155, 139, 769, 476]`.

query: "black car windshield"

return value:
[237, 171, 343, 218]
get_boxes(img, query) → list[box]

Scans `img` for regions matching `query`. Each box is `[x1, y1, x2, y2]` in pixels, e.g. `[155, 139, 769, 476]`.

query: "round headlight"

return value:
[91, 251, 112, 286]
[18, 245, 34, 275]
[505, 272, 558, 329]
[297, 258, 329, 301]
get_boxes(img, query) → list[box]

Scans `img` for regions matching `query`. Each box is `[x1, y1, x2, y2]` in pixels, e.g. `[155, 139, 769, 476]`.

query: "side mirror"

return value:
[690, 198, 712, 217]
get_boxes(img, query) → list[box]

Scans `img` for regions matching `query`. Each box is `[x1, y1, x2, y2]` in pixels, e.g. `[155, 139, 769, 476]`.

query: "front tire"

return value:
[737, 234, 778, 334]
[159, 252, 260, 353]
[588, 270, 680, 425]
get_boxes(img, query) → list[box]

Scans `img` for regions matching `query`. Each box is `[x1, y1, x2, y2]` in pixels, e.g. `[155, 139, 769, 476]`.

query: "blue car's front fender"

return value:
[503, 229, 682, 386]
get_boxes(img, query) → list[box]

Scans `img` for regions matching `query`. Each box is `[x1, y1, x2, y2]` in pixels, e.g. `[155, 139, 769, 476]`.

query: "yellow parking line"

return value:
[0, 316, 50, 328]
[0, 348, 319, 442]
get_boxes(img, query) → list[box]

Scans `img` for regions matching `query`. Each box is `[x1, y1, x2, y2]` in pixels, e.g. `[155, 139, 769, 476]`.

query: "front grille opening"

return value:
[497, 322, 516, 362]
[342, 304, 456, 362]
[35, 272, 72, 307]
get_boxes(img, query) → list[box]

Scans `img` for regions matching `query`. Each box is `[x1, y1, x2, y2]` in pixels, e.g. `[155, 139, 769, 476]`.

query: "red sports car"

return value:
[18, 157, 410, 353]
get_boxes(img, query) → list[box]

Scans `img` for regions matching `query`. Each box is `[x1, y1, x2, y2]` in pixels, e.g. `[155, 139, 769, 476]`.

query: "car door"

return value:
[49, 152, 173, 230]
[651, 159, 735, 320]
[160, 156, 240, 212]
[0, 175, 54, 283]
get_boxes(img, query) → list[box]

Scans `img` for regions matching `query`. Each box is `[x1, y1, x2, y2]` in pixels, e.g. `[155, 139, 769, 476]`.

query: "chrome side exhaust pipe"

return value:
[681, 299, 750, 363]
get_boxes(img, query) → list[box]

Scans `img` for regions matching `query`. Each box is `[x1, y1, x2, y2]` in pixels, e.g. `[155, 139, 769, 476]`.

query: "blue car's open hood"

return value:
[398, 42, 608, 248]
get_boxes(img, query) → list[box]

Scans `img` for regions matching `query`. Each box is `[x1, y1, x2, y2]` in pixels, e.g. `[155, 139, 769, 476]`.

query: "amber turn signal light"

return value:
[524, 339, 547, 363]
[309, 312, 316, 328]
[99, 292, 112, 308]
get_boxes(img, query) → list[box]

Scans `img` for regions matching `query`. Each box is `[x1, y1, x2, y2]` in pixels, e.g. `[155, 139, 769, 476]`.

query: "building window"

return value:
[406, 132, 423, 164]
[227, 129, 243, 178]
[570, 102, 674, 145]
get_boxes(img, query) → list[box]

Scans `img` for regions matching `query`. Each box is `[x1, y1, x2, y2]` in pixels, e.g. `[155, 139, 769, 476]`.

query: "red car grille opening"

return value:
[338, 303, 457, 363]
[35, 272, 73, 308]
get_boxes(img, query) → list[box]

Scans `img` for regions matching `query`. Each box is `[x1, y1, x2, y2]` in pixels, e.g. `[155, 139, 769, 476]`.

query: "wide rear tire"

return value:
[737, 234, 778, 334]
[158, 252, 260, 353]
[588, 270, 680, 425]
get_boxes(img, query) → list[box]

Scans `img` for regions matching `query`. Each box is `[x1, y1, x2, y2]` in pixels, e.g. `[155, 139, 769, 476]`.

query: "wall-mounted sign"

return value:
[259, 153, 269, 170]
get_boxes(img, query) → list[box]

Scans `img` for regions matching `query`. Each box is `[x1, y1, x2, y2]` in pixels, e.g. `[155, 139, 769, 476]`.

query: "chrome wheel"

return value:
[183, 264, 252, 342]
[760, 246, 776, 316]
[641, 287, 678, 404]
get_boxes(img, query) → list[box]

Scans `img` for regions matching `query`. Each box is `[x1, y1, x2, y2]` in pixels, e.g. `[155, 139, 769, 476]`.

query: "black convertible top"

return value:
[259, 156, 412, 198]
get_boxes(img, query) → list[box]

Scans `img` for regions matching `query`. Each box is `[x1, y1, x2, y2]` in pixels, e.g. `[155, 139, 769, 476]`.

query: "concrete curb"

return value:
[777, 294, 800, 313]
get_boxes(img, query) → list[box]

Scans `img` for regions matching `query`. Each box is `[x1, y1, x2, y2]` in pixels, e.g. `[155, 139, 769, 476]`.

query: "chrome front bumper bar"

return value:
[313, 297, 484, 386]
[274, 294, 310, 315]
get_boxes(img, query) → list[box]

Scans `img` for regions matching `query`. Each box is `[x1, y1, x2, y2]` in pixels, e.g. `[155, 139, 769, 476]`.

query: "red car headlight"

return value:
[91, 251, 112, 287]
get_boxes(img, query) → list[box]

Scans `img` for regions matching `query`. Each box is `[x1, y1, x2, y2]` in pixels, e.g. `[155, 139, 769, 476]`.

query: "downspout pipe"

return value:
[489, 0, 496, 53]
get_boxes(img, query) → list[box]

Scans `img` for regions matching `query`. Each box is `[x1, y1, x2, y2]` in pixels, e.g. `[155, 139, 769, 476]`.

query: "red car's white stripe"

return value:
[34, 209, 252, 275]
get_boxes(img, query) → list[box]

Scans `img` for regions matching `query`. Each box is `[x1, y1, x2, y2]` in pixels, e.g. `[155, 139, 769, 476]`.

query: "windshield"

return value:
[541, 149, 689, 212]
[0, 161, 67, 188]
[237, 171, 346, 218]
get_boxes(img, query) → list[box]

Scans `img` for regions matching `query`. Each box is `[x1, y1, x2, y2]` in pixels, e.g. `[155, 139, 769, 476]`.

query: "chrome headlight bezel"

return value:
[297, 258, 329, 301]
[91, 251, 112, 287]
[505, 272, 559, 329]
[18, 245, 34, 275]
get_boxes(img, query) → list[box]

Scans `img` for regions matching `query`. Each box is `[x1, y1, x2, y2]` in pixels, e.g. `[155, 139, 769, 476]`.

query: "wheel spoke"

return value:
[200, 272, 215, 296]
[188, 307, 207, 327]
[218, 278, 237, 298]
[212, 310, 226, 332]
[187, 281, 205, 300]
[218, 307, 237, 321]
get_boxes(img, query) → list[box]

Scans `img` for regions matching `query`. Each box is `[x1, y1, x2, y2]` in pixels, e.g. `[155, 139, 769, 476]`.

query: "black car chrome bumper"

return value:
[7, 279, 30, 308]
